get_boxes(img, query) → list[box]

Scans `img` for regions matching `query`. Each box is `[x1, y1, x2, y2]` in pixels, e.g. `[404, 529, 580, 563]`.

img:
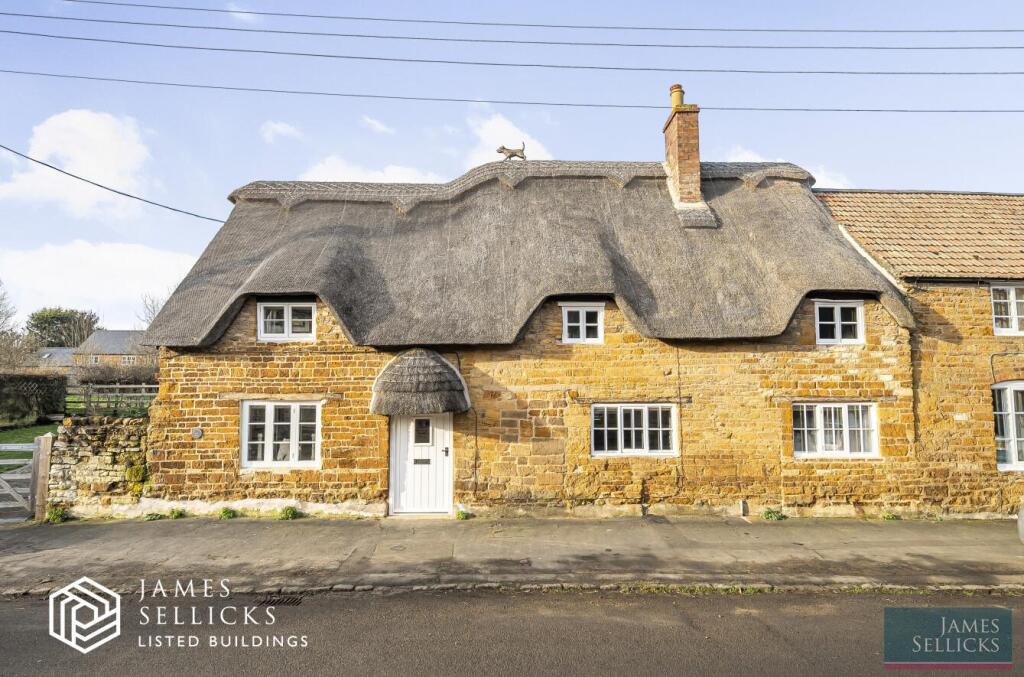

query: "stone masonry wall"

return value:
[148, 299, 391, 514]
[907, 282, 1024, 514]
[146, 295, 937, 517]
[71, 354, 158, 368]
[48, 417, 148, 510]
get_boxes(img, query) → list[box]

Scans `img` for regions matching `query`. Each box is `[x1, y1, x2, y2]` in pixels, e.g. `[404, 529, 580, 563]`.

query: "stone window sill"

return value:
[591, 453, 678, 459]
[239, 465, 322, 474]
[789, 454, 883, 461]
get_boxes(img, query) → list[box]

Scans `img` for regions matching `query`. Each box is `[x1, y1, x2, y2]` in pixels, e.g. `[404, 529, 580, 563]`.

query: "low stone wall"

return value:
[47, 416, 384, 518]
[0, 373, 66, 427]
[49, 417, 148, 510]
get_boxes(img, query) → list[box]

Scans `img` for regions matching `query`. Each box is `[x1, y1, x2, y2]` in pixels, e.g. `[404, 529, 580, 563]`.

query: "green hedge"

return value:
[0, 373, 67, 428]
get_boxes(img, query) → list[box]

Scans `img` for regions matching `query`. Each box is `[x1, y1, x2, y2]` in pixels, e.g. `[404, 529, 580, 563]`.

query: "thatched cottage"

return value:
[141, 85, 1024, 518]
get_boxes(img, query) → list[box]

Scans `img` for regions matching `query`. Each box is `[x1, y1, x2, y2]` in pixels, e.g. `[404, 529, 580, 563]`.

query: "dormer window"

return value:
[814, 300, 864, 345]
[257, 302, 316, 342]
[559, 302, 604, 344]
[991, 285, 1024, 336]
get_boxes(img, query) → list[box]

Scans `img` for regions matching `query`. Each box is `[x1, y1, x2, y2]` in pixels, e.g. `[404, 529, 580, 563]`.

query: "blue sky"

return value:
[1, 0, 1022, 329]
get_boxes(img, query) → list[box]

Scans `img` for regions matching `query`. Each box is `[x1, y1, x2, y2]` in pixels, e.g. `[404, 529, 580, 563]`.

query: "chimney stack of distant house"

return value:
[663, 84, 702, 205]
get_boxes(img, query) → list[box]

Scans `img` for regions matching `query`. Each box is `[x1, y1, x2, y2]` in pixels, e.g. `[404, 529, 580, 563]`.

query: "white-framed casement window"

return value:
[121, 355, 137, 366]
[241, 401, 322, 469]
[559, 302, 605, 344]
[257, 302, 316, 342]
[992, 381, 1024, 471]
[88, 355, 100, 366]
[591, 403, 677, 456]
[813, 300, 865, 345]
[792, 403, 878, 458]
[990, 285, 1024, 336]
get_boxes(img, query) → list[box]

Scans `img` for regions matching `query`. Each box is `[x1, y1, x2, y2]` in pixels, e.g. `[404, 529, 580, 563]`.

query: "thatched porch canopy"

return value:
[369, 349, 471, 416]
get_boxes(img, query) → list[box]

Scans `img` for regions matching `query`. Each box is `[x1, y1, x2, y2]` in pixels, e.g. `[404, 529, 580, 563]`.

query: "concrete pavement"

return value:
[1, 515, 1022, 596]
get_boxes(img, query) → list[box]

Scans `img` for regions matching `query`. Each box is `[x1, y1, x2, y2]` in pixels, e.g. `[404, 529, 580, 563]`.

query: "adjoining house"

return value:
[139, 85, 1024, 519]
[817, 190, 1024, 490]
[73, 330, 158, 370]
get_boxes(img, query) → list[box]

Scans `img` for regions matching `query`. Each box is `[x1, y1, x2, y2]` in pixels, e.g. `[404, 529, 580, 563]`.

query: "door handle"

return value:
[443, 447, 450, 457]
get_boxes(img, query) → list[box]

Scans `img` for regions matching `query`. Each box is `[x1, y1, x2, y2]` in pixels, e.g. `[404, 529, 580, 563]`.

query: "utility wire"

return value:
[4, 29, 1024, 76]
[6, 11, 1024, 50]
[0, 142, 223, 223]
[4, 67, 1024, 113]
[57, 0, 1024, 34]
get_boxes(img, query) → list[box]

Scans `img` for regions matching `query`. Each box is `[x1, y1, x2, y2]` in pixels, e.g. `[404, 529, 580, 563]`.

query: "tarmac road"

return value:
[1, 591, 1021, 676]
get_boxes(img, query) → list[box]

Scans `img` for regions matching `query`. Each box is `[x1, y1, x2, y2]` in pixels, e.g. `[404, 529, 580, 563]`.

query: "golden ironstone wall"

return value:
[71, 354, 158, 368]
[142, 293, 1012, 517]
[906, 282, 1024, 514]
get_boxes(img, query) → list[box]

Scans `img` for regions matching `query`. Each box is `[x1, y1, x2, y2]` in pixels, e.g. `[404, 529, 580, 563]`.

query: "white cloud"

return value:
[226, 2, 260, 22]
[805, 165, 854, 189]
[464, 111, 553, 169]
[0, 240, 196, 329]
[723, 145, 853, 189]
[260, 120, 303, 144]
[359, 115, 395, 135]
[724, 145, 770, 163]
[0, 109, 151, 219]
[298, 108, 549, 184]
[300, 156, 443, 183]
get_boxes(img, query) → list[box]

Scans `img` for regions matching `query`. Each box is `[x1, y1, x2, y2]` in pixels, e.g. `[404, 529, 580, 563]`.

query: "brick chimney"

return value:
[663, 84, 702, 205]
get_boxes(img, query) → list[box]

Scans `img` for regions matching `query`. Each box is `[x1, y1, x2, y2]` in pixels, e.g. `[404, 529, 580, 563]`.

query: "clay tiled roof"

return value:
[816, 190, 1024, 281]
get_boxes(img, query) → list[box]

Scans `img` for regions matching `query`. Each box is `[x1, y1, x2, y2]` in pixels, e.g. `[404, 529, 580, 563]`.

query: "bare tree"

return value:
[0, 278, 15, 334]
[61, 313, 101, 347]
[0, 331, 38, 371]
[0, 279, 37, 370]
[137, 292, 168, 327]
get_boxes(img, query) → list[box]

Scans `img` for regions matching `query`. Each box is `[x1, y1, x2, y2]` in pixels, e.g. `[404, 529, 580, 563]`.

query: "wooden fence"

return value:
[65, 384, 158, 416]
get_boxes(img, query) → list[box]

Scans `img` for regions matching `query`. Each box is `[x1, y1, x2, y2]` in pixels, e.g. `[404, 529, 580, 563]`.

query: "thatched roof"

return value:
[144, 160, 913, 347]
[370, 349, 470, 416]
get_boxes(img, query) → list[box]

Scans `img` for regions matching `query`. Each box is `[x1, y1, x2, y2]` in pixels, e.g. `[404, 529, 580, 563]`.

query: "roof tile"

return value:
[816, 191, 1024, 280]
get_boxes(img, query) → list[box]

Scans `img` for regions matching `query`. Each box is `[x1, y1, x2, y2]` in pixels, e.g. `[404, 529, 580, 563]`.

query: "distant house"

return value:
[21, 347, 75, 376]
[73, 330, 158, 369]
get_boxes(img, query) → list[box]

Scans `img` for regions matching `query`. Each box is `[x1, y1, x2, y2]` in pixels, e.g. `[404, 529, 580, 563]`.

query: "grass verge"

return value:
[0, 424, 58, 445]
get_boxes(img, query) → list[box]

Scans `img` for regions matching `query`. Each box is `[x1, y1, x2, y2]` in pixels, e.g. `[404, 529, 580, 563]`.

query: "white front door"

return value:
[389, 414, 453, 514]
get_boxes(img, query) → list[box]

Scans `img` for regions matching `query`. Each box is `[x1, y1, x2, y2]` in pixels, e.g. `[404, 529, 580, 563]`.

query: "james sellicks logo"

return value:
[884, 607, 1012, 669]
[49, 577, 121, 654]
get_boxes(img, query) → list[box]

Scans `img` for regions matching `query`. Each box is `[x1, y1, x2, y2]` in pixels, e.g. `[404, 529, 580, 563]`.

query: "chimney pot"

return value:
[663, 84, 701, 205]
[669, 84, 684, 109]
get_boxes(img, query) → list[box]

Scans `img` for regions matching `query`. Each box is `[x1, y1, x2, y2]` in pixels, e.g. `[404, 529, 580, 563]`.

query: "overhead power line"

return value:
[4, 29, 1024, 76]
[6, 11, 1024, 50]
[4, 67, 1024, 113]
[0, 142, 223, 223]
[58, 0, 1024, 34]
